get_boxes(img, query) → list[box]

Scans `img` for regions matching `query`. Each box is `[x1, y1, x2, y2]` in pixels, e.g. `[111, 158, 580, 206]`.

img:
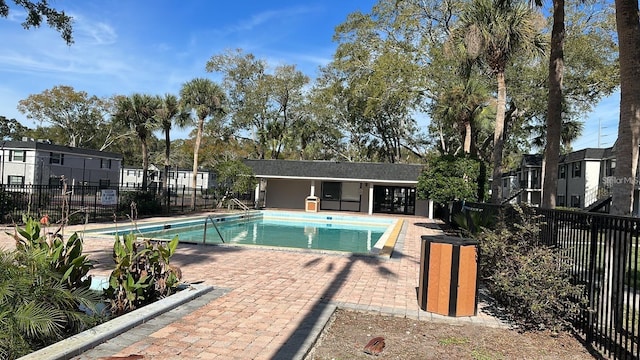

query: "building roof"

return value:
[244, 159, 424, 184]
[3, 140, 123, 159]
[522, 154, 543, 167]
[561, 148, 608, 163]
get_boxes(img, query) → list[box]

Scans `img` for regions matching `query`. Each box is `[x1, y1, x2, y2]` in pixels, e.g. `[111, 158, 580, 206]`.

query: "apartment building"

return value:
[0, 139, 122, 187]
[501, 146, 639, 215]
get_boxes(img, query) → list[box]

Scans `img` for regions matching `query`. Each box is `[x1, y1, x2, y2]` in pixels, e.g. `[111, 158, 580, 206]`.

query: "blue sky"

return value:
[0, 0, 619, 151]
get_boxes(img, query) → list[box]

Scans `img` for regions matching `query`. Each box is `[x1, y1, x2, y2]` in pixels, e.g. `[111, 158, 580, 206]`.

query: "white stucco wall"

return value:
[264, 179, 311, 209]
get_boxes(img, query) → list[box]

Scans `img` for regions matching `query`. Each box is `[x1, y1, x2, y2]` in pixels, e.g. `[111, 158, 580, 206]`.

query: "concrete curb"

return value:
[19, 283, 214, 360]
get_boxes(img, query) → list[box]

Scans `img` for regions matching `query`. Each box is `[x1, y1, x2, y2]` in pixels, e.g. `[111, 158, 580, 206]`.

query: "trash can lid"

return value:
[421, 235, 478, 246]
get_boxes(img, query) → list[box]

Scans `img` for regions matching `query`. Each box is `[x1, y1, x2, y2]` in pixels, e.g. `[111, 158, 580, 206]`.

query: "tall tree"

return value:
[113, 94, 160, 192]
[456, 0, 545, 204]
[179, 78, 226, 209]
[206, 49, 309, 160]
[0, 0, 73, 44]
[0, 116, 28, 140]
[611, 0, 640, 216]
[17, 85, 108, 148]
[541, 0, 564, 209]
[155, 94, 187, 197]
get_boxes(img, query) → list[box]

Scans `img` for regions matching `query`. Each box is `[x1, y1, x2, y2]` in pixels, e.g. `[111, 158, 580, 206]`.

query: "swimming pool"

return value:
[91, 211, 402, 255]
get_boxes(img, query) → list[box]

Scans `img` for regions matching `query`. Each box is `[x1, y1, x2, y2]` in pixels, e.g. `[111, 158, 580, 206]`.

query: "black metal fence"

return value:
[452, 202, 640, 359]
[0, 184, 239, 225]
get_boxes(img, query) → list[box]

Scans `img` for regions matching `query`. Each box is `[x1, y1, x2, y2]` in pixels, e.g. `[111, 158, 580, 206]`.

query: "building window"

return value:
[99, 179, 110, 189]
[571, 195, 581, 208]
[571, 162, 582, 178]
[321, 182, 341, 200]
[49, 176, 62, 186]
[127, 170, 134, 176]
[49, 152, 64, 165]
[557, 195, 566, 207]
[10, 150, 25, 162]
[559, 165, 566, 179]
[607, 159, 616, 177]
[8, 175, 24, 185]
[169, 171, 175, 178]
[101, 159, 111, 169]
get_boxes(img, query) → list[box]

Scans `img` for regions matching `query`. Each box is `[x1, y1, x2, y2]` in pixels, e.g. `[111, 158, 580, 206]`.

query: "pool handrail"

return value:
[228, 198, 250, 214]
[203, 215, 225, 244]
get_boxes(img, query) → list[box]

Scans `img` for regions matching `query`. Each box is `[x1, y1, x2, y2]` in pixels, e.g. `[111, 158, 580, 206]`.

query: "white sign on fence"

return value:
[101, 189, 117, 205]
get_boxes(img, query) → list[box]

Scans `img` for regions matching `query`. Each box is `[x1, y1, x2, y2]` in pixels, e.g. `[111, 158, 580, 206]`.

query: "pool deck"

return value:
[0, 212, 510, 360]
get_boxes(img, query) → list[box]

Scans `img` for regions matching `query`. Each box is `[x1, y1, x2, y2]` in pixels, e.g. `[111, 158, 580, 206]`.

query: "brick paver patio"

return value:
[0, 213, 506, 359]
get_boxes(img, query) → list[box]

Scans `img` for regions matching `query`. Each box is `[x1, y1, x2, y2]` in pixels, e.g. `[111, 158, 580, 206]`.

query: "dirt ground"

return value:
[306, 309, 597, 360]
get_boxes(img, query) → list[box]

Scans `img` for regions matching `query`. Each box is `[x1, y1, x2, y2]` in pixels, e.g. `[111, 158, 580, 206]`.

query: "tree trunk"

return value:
[191, 117, 205, 210]
[163, 128, 171, 211]
[611, 0, 640, 216]
[141, 139, 149, 192]
[491, 71, 507, 204]
[541, 0, 565, 209]
[463, 120, 472, 154]
[604, 0, 640, 333]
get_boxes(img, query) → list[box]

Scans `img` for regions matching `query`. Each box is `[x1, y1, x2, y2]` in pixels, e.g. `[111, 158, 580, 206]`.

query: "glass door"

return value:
[373, 186, 416, 215]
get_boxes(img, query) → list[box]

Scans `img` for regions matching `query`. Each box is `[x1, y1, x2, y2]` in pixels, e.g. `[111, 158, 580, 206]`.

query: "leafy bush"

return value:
[118, 191, 162, 217]
[0, 218, 101, 359]
[476, 205, 585, 332]
[14, 216, 93, 290]
[452, 207, 496, 235]
[416, 154, 480, 204]
[104, 234, 182, 316]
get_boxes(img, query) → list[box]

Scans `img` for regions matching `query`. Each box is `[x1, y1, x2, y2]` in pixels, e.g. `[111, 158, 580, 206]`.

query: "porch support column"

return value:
[368, 186, 374, 215]
[310, 180, 316, 197]
[428, 200, 434, 219]
[254, 181, 260, 208]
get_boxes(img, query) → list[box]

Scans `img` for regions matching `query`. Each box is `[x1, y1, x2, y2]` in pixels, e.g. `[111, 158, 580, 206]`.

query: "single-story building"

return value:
[244, 159, 429, 216]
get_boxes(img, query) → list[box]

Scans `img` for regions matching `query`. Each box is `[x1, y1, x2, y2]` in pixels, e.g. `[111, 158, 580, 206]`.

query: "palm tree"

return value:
[458, 0, 545, 204]
[601, 0, 640, 332]
[540, 0, 564, 209]
[179, 78, 226, 210]
[155, 94, 189, 201]
[611, 0, 640, 216]
[113, 94, 160, 192]
[529, 117, 583, 152]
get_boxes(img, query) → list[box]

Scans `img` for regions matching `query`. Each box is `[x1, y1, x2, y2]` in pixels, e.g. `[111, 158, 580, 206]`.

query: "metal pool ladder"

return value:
[228, 198, 251, 215]
[203, 215, 225, 244]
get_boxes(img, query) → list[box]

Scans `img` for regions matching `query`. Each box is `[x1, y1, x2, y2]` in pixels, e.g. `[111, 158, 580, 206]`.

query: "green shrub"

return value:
[118, 191, 162, 216]
[476, 205, 585, 332]
[14, 216, 93, 291]
[416, 154, 480, 204]
[0, 218, 102, 359]
[104, 234, 182, 316]
[452, 208, 496, 235]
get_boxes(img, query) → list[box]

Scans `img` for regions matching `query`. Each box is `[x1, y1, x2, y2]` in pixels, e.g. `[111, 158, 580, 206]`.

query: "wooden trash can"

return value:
[418, 235, 478, 317]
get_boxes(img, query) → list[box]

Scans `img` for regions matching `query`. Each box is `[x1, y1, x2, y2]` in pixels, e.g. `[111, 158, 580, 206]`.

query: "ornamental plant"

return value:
[14, 216, 93, 291]
[1, 217, 101, 359]
[104, 234, 182, 316]
[475, 205, 585, 332]
[416, 154, 481, 205]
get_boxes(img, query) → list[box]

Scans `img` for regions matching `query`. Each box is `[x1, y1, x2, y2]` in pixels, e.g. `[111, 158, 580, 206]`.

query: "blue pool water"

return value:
[93, 211, 396, 254]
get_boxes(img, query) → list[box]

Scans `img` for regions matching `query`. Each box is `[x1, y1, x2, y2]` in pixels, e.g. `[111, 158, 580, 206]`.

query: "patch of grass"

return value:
[438, 337, 469, 346]
[471, 348, 503, 360]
